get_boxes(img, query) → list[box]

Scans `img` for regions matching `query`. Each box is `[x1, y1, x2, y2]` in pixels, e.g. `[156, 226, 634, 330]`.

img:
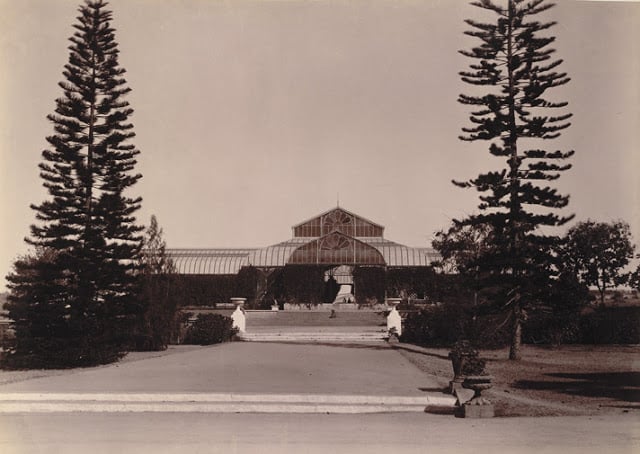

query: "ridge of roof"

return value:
[291, 206, 385, 230]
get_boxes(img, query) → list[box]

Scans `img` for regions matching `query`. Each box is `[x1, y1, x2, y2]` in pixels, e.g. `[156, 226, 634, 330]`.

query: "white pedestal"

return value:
[230, 297, 246, 333]
[386, 298, 402, 337]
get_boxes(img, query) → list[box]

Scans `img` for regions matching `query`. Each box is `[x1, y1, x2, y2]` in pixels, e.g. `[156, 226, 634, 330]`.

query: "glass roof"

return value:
[166, 207, 440, 274]
[168, 240, 438, 274]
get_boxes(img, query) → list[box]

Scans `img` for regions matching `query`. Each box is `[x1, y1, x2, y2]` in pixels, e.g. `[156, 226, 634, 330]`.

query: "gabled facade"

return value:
[168, 206, 438, 274]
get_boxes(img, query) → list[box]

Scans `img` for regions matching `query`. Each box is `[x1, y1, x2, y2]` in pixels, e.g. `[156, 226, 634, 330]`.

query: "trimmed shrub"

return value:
[182, 314, 237, 345]
[450, 340, 487, 375]
[522, 309, 581, 346]
[400, 304, 468, 347]
[400, 301, 640, 349]
[466, 312, 512, 349]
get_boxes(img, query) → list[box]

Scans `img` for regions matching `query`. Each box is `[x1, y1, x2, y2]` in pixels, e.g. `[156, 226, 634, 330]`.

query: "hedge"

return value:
[401, 304, 640, 348]
[182, 314, 237, 345]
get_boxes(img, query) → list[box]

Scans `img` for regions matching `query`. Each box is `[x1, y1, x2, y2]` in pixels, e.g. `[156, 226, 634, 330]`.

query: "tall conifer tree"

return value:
[5, 0, 142, 368]
[456, 0, 573, 359]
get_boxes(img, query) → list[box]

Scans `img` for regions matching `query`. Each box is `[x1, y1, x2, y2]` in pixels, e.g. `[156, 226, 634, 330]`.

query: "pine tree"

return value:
[4, 0, 142, 368]
[456, 0, 573, 359]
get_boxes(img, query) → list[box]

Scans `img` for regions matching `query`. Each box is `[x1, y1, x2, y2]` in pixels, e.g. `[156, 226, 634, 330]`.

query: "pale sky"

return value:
[1, 0, 638, 290]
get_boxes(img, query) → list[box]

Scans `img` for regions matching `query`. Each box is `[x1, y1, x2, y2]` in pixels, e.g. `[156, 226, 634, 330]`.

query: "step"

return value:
[238, 331, 388, 342]
[245, 311, 386, 328]
[0, 392, 456, 414]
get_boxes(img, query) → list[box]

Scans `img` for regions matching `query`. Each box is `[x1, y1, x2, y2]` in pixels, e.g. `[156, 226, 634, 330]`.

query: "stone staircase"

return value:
[240, 310, 388, 343]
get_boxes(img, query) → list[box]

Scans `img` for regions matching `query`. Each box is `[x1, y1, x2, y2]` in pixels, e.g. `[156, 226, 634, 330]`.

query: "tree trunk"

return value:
[509, 301, 522, 360]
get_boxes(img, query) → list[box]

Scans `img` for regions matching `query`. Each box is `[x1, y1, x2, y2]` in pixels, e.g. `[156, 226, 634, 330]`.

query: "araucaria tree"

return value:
[4, 0, 142, 368]
[456, 0, 573, 359]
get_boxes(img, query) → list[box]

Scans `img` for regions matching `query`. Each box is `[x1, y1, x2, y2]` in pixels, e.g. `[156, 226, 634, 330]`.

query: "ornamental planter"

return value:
[460, 375, 494, 418]
[386, 297, 402, 308]
[448, 340, 484, 394]
[448, 351, 473, 393]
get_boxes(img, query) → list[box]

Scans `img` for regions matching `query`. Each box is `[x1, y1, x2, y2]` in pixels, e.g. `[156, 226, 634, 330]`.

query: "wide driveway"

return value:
[0, 342, 441, 396]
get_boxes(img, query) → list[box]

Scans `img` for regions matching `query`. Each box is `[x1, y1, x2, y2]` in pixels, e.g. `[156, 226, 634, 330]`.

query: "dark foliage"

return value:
[450, 340, 487, 375]
[182, 314, 237, 345]
[133, 274, 181, 351]
[264, 266, 327, 306]
[522, 309, 581, 346]
[428, 273, 477, 306]
[402, 303, 640, 348]
[401, 304, 469, 347]
[353, 266, 385, 305]
[174, 275, 238, 306]
[385, 267, 438, 300]
[133, 215, 179, 351]
[235, 266, 260, 305]
[578, 307, 640, 345]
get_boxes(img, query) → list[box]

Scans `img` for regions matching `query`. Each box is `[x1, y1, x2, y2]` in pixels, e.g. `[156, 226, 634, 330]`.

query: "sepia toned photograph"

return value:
[0, 0, 638, 452]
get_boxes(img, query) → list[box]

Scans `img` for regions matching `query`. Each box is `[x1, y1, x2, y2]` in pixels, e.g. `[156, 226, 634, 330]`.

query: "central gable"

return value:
[288, 231, 386, 265]
[292, 207, 384, 238]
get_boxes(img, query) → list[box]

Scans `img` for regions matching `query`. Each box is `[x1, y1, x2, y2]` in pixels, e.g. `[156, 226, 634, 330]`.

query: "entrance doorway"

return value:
[324, 265, 354, 304]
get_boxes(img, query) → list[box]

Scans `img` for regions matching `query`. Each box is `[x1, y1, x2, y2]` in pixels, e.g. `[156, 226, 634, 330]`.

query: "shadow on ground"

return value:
[514, 372, 640, 403]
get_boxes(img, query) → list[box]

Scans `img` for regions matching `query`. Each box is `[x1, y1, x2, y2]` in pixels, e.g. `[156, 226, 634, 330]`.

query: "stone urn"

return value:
[462, 375, 493, 405]
[230, 297, 246, 309]
[385, 297, 402, 309]
[448, 351, 474, 393]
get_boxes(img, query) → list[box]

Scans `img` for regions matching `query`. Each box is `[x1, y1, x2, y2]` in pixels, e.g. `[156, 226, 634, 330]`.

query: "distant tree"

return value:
[432, 222, 496, 275]
[135, 215, 178, 351]
[432, 221, 497, 311]
[4, 0, 142, 368]
[456, 0, 574, 359]
[562, 220, 635, 306]
[629, 263, 640, 293]
[140, 215, 173, 275]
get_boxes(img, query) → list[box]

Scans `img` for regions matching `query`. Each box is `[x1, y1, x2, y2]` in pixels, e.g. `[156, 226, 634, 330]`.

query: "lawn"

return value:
[396, 343, 640, 417]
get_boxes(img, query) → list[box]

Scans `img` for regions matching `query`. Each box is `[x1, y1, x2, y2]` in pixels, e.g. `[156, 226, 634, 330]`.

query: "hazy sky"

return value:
[1, 0, 638, 290]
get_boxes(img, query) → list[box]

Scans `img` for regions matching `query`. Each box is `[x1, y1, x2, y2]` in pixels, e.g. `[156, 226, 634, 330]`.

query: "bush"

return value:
[400, 303, 468, 347]
[2, 336, 126, 370]
[182, 314, 237, 345]
[465, 312, 512, 349]
[522, 306, 640, 345]
[578, 307, 640, 344]
[522, 309, 581, 346]
[400, 301, 513, 348]
[449, 340, 487, 375]
[400, 301, 640, 348]
[132, 274, 181, 352]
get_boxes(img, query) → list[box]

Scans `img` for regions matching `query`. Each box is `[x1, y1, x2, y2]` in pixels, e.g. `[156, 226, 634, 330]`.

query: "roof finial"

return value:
[337, 192, 340, 208]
